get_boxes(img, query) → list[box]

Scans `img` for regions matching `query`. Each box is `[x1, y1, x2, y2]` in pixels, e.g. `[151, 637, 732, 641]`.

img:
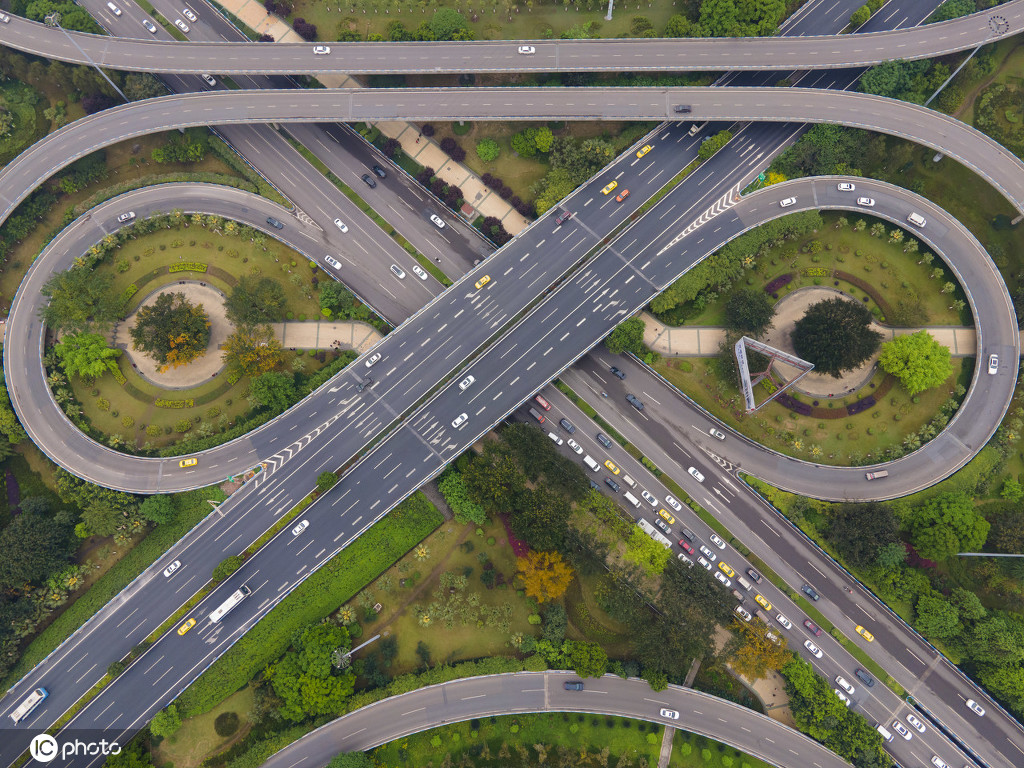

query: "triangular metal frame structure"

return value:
[734, 335, 814, 412]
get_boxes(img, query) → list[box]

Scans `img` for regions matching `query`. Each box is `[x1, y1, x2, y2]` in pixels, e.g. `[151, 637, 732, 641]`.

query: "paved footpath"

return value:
[216, 0, 529, 234]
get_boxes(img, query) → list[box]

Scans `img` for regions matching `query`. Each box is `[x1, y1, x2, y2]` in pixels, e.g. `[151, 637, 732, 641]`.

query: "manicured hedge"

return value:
[155, 398, 195, 408]
[1, 487, 225, 688]
[169, 262, 208, 273]
[106, 359, 127, 386]
[176, 492, 443, 717]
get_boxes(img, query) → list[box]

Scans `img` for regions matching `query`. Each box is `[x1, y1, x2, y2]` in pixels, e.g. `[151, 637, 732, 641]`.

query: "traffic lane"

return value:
[561, 356, 1004, 766]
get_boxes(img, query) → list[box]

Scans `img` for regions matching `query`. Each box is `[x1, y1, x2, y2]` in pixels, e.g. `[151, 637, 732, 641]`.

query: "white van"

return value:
[547, 432, 563, 446]
[623, 491, 641, 508]
[583, 455, 600, 472]
[907, 212, 927, 227]
[876, 725, 894, 743]
[688, 122, 706, 136]
[737, 576, 753, 591]
[107, 1, 122, 14]
[621, 475, 637, 488]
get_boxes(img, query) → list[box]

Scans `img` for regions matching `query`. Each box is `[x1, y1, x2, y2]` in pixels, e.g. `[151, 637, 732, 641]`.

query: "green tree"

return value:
[978, 665, 1024, 713]
[511, 127, 539, 158]
[320, 281, 357, 318]
[265, 623, 355, 720]
[225, 275, 287, 325]
[698, 0, 785, 36]
[212, 555, 244, 583]
[475, 138, 500, 162]
[326, 754, 374, 768]
[909, 492, 990, 560]
[534, 126, 554, 153]
[123, 72, 166, 101]
[222, 324, 286, 378]
[139, 495, 176, 525]
[849, 4, 870, 26]
[724, 289, 775, 336]
[130, 292, 211, 369]
[624, 528, 672, 575]
[509, 487, 570, 552]
[914, 593, 962, 639]
[462, 443, 525, 516]
[826, 502, 899, 568]
[949, 587, 986, 622]
[251, 371, 297, 413]
[149, 705, 182, 738]
[41, 266, 118, 334]
[561, 639, 608, 678]
[437, 471, 487, 525]
[102, 741, 154, 768]
[428, 8, 470, 40]
[25, 0, 104, 32]
[0, 384, 27, 445]
[878, 330, 952, 395]
[604, 316, 646, 355]
[0, 511, 74, 590]
[697, 130, 733, 160]
[929, 0, 975, 22]
[54, 332, 121, 381]
[317, 471, 339, 494]
[792, 297, 882, 378]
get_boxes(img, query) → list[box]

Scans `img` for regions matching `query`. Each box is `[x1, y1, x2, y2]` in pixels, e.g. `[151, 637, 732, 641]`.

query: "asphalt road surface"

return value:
[258, 672, 852, 768]
[0, 3, 1019, 73]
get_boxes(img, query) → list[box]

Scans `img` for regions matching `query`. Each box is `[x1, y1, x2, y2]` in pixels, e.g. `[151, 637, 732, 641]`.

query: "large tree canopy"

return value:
[909, 492, 990, 560]
[225, 275, 287, 326]
[724, 289, 775, 336]
[878, 330, 953, 395]
[53, 332, 121, 381]
[130, 292, 211, 369]
[791, 296, 882, 378]
[0, 511, 75, 590]
[40, 267, 118, 335]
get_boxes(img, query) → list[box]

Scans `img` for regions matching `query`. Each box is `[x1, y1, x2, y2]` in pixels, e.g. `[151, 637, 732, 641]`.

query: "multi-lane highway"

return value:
[0, 3, 1020, 73]
[259, 672, 852, 768]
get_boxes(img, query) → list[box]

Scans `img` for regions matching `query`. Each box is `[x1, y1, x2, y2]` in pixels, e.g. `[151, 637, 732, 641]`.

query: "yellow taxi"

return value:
[658, 508, 675, 525]
[636, 145, 652, 158]
[601, 181, 618, 195]
[718, 562, 735, 578]
[179, 457, 197, 468]
[755, 594, 772, 611]
[177, 618, 197, 636]
[474, 275, 491, 290]
[855, 625, 874, 642]
[603, 459, 620, 475]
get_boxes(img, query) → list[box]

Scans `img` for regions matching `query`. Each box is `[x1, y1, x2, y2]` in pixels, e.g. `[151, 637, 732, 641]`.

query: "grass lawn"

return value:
[657, 357, 967, 466]
[685, 211, 964, 328]
[349, 514, 538, 674]
[297, 0, 684, 45]
[371, 711, 664, 767]
[669, 729, 773, 768]
[155, 687, 255, 768]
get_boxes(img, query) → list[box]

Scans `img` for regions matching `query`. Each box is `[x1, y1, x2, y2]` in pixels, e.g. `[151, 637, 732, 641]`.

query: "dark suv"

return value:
[266, 216, 284, 230]
[674, 104, 692, 114]
[801, 584, 820, 601]
[596, 433, 612, 449]
[372, 164, 387, 178]
[559, 418, 575, 434]
[605, 477, 620, 493]
[626, 393, 644, 411]
[361, 174, 377, 188]
[610, 366, 626, 380]
[854, 668, 875, 687]
[564, 680, 584, 691]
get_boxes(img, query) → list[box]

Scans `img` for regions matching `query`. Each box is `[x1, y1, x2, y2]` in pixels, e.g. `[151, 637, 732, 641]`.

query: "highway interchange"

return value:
[0, 0, 1022, 766]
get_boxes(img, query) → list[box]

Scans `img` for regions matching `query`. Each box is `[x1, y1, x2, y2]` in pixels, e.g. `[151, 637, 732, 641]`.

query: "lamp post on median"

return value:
[605, 0, 614, 21]
[45, 12, 128, 103]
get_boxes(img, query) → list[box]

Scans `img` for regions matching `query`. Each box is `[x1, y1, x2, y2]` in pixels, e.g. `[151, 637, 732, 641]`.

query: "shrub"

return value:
[156, 398, 195, 408]
[212, 555, 244, 583]
[174, 419, 193, 433]
[475, 138, 501, 162]
[214, 711, 240, 737]
[168, 262, 207, 273]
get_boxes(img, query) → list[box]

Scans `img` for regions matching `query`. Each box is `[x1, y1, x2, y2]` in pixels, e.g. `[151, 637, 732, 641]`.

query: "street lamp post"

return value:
[45, 12, 128, 103]
[605, 0, 614, 21]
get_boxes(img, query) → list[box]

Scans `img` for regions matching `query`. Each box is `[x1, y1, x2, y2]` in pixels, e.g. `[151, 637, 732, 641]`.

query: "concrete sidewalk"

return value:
[218, 0, 529, 234]
[640, 311, 977, 357]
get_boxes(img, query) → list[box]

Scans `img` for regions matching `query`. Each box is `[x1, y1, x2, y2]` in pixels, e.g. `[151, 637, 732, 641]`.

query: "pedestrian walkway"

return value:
[216, 0, 529, 234]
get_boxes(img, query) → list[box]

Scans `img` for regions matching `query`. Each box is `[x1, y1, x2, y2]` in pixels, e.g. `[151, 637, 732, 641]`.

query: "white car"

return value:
[458, 375, 475, 391]
[118, 211, 136, 223]
[181, 7, 197, 21]
[837, 182, 855, 191]
[891, 721, 912, 741]
[411, 265, 428, 281]
[163, 560, 181, 577]
[664, 494, 682, 512]
[106, 2, 122, 15]
[709, 533, 726, 549]
[660, 708, 679, 720]
[708, 427, 725, 440]
[776, 613, 793, 630]
[142, 19, 158, 33]
[834, 689, 850, 706]
[697, 556, 712, 570]
[518, 45, 536, 55]
[779, 197, 796, 208]
[640, 490, 658, 507]
[174, 18, 190, 32]
[735, 606, 752, 621]
[324, 255, 342, 270]
[677, 553, 693, 566]
[365, 352, 382, 368]
[966, 699, 985, 716]
[429, 213, 446, 229]
[857, 197, 875, 207]
[906, 714, 926, 733]
[698, 545, 717, 562]
[835, 676, 855, 695]
[313, 45, 331, 55]
[201, 74, 217, 87]
[713, 571, 731, 587]
[803, 640, 822, 658]
[291, 519, 309, 536]
[930, 758, 948, 768]
[566, 438, 583, 455]
[390, 264, 406, 279]
[452, 412, 469, 429]
[334, 218, 349, 233]
[687, 466, 704, 483]
[988, 354, 999, 375]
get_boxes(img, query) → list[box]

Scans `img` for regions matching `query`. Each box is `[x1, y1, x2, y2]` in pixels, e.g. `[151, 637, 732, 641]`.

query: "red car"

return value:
[534, 394, 551, 411]
[804, 619, 822, 637]
[678, 540, 694, 555]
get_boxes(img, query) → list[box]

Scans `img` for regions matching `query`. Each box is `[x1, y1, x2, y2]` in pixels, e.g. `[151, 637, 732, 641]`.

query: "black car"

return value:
[680, 527, 695, 542]
[266, 216, 284, 230]
[564, 680, 584, 691]
[372, 164, 387, 178]
[610, 366, 626, 380]
[626, 393, 644, 411]
[559, 417, 575, 434]
[596, 433, 612, 449]
[854, 668, 875, 687]
[589, 480, 601, 492]
[674, 104, 692, 114]
[801, 584, 820, 601]
[604, 477, 620, 493]
[361, 174, 377, 188]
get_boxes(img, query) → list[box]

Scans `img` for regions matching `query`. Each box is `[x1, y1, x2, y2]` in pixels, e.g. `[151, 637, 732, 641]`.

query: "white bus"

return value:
[208, 585, 251, 623]
[636, 519, 672, 549]
[9, 687, 47, 724]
